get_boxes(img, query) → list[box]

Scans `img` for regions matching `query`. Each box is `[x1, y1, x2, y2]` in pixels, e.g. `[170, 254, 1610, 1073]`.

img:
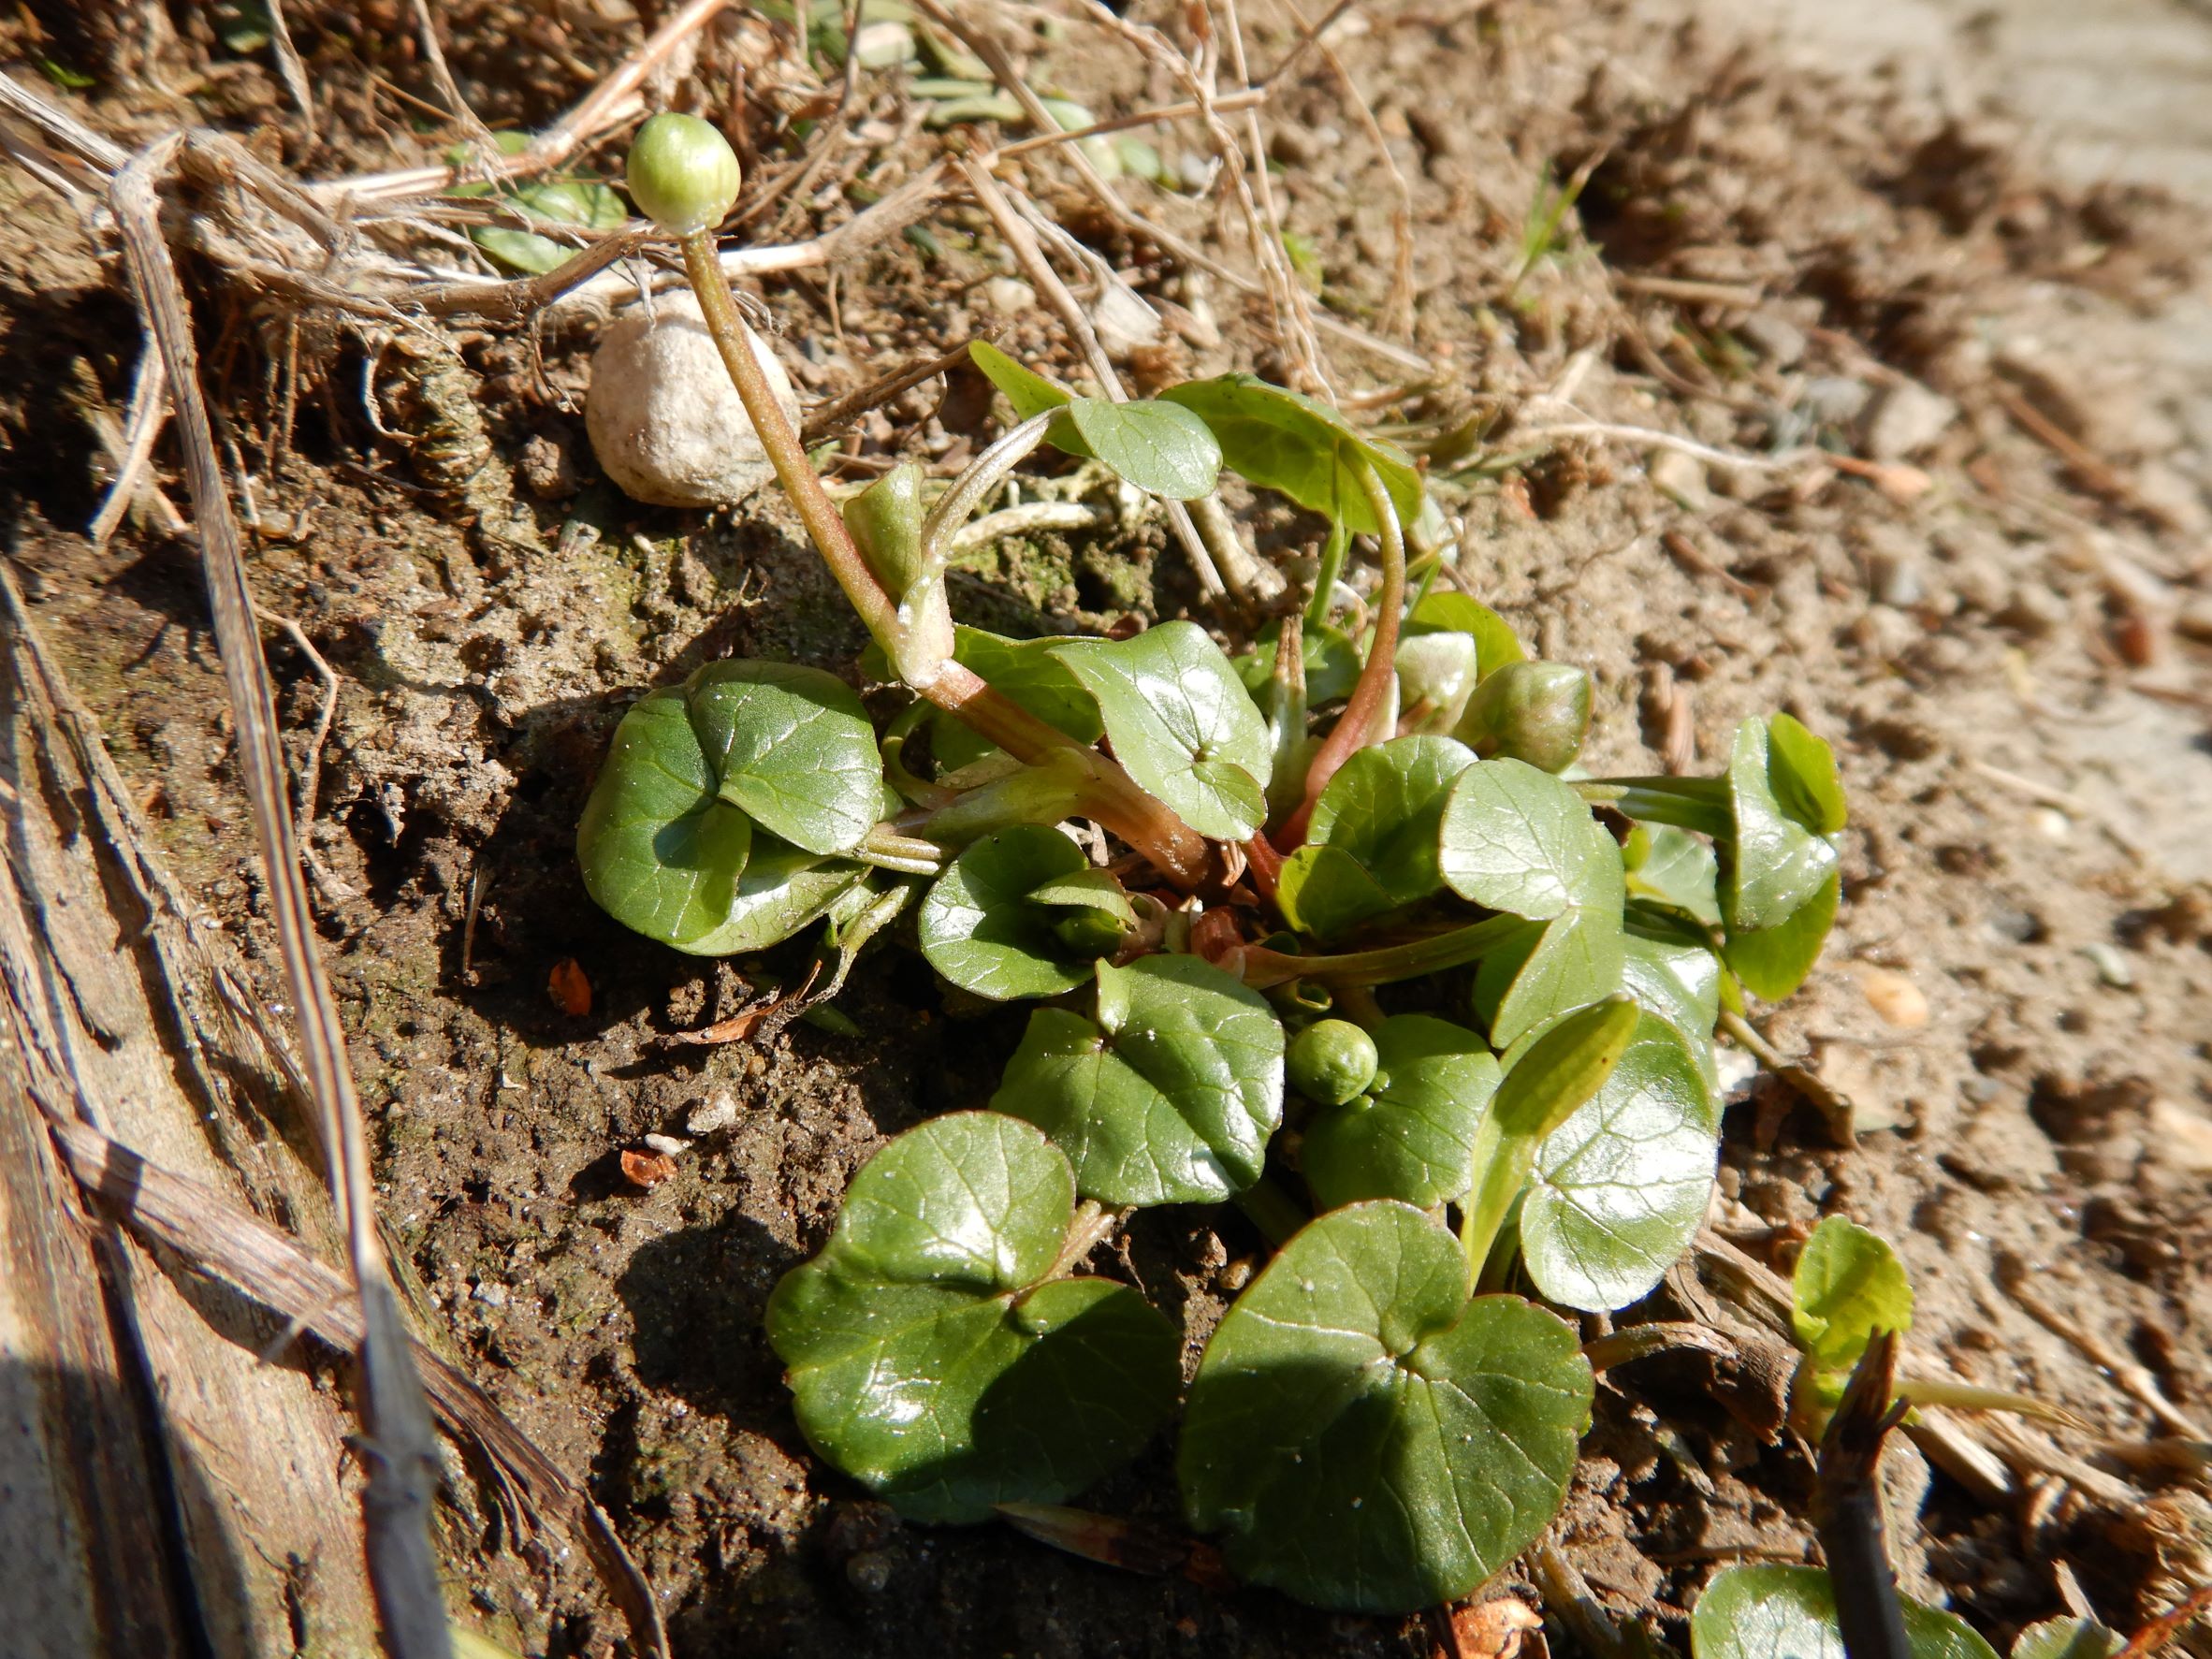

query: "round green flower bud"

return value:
[1287, 1019, 1380, 1107]
[1051, 906, 1128, 959]
[626, 112, 741, 236]
[1459, 660, 1593, 774]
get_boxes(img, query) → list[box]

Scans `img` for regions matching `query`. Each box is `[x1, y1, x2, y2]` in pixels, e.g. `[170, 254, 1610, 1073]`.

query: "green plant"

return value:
[577, 117, 1854, 1614]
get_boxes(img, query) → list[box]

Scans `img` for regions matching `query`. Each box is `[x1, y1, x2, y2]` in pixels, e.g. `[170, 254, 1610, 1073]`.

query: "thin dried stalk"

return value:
[109, 136, 449, 1659]
[956, 157, 1230, 601]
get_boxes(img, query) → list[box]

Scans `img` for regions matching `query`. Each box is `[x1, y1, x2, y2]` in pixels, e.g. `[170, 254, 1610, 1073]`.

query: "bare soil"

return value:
[4, 1, 2209, 1655]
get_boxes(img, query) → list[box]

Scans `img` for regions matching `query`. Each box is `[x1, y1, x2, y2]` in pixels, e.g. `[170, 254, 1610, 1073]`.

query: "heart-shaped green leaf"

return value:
[1395, 630, 1480, 733]
[1473, 908, 1627, 1051]
[930, 626, 1105, 775]
[1522, 1009, 1720, 1312]
[1791, 1215, 1914, 1375]
[1303, 1015, 1501, 1211]
[990, 954, 1286, 1205]
[1725, 869, 1840, 1001]
[1162, 374, 1423, 535]
[1691, 1566, 2000, 1659]
[1624, 823, 1723, 927]
[917, 826, 1096, 999]
[1724, 717, 1841, 933]
[1064, 398, 1222, 500]
[1441, 758, 1621, 919]
[766, 1113, 1179, 1524]
[1275, 843, 1396, 941]
[1179, 1201, 1593, 1613]
[686, 660, 883, 855]
[1052, 622, 1271, 840]
[1308, 736, 1477, 908]
[579, 689, 867, 953]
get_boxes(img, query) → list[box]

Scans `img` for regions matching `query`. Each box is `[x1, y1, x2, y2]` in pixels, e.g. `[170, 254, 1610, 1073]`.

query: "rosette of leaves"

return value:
[576, 660, 885, 953]
[1439, 757, 1628, 1048]
[1179, 1201, 1594, 1612]
[765, 1113, 1179, 1522]
[990, 954, 1285, 1205]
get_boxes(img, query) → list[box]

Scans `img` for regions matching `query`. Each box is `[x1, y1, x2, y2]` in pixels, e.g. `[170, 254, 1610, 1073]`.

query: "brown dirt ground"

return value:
[4, 1, 2211, 1655]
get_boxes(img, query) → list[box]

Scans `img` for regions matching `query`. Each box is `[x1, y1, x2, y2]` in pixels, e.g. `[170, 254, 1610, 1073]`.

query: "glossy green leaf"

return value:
[2011, 1621, 2126, 1659]
[968, 340, 1075, 420]
[1161, 374, 1423, 535]
[1232, 620, 1362, 706]
[1064, 398, 1222, 500]
[1179, 1202, 1593, 1612]
[1052, 622, 1271, 840]
[1725, 718, 1841, 932]
[917, 826, 1094, 999]
[1275, 843, 1396, 942]
[1408, 591, 1526, 677]
[1622, 929, 1723, 1090]
[1691, 1566, 2000, 1659]
[845, 462, 929, 599]
[1523, 1010, 1720, 1311]
[1491, 996, 1640, 1142]
[930, 626, 1104, 775]
[1454, 662, 1592, 774]
[1767, 713, 1847, 836]
[1624, 823, 1723, 927]
[578, 690, 756, 948]
[990, 954, 1285, 1205]
[1791, 1215, 1914, 1375]
[1473, 908, 1627, 1051]
[686, 660, 883, 855]
[1725, 869, 1840, 1001]
[682, 840, 871, 956]
[1440, 758, 1622, 919]
[767, 1113, 1179, 1523]
[1303, 1015, 1501, 1211]
[1308, 735, 1477, 908]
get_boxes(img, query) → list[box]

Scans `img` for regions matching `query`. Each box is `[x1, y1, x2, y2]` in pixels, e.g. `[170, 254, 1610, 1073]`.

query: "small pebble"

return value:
[2031, 807, 2072, 842]
[1852, 964, 1929, 1030]
[2083, 942, 2133, 988]
[983, 277, 1038, 316]
[643, 1132, 691, 1157]
[687, 1091, 740, 1136]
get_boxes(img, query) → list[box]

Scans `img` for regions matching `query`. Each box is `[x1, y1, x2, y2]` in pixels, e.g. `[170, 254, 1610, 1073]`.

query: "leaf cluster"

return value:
[573, 340, 1854, 1612]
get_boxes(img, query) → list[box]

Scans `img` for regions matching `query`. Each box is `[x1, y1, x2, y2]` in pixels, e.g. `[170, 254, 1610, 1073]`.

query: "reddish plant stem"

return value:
[678, 232, 1213, 889]
[1277, 458, 1404, 849]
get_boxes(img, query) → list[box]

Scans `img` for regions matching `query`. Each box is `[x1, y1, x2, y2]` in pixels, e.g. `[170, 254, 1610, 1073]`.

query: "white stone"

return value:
[586, 290, 799, 508]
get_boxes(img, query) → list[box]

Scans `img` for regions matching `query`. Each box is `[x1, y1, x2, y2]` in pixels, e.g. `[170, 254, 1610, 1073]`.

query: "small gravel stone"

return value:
[586, 290, 799, 507]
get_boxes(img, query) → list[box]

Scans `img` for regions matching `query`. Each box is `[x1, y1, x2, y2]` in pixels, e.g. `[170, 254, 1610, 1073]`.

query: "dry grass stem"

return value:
[109, 133, 450, 1659]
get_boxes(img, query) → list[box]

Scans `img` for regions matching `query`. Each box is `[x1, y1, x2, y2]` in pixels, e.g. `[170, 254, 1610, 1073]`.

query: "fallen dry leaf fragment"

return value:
[547, 956, 592, 1016]
[619, 1149, 677, 1189]
[1437, 1595, 1546, 1659]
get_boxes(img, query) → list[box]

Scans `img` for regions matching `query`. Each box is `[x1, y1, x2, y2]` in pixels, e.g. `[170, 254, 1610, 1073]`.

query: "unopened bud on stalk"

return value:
[626, 112, 742, 236]
[1458, 661, 1593, 774]
[1287, 1019, 1380, 1107]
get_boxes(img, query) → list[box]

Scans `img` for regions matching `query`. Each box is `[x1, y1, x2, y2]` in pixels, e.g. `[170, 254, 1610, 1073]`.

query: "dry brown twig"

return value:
[109, 133, 449, 1659]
